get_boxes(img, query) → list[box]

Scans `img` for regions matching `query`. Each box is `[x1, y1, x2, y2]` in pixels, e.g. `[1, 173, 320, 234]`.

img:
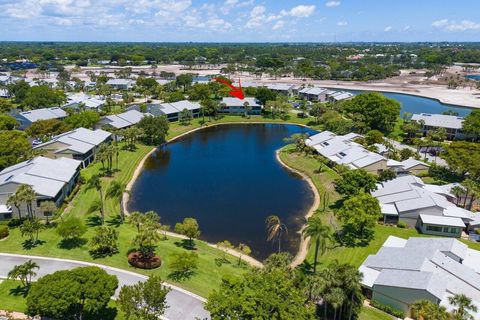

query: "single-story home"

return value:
[33, 128, 112, 168]
[96, 110, 146, 130]
[298, 87, 329, 102]
[0, 157, 81, 220]
[139, 100, 201, 121]
[266, 83, 296, 96]
[106, 78, 135, 90]
[327, 91, 355, 102]
[12, 107, 68, 130]
[372, 175, 479, 228]
[359, 236, 480, 318]
[393, 158, 431, 175]
[63, 93, 105, 111]
[306, 131, 387, 174]
[416, 214, 465, 237]
[412, 113, 465, 140]
[220, 97, 262, 115]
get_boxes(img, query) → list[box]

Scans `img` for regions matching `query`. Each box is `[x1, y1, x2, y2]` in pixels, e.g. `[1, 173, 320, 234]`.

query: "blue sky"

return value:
[0, 0, 480, 42]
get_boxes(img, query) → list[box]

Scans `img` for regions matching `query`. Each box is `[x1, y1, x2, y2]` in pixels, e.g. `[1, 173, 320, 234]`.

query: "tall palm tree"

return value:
[325, 287, 345, 320]
[128, 211, 145, 232]
[302, 215, 331, 273]
[6, 193, 22, 219]
[265, 215, 288, 253]
[87, 174, 104, 224]
[451, 185, 465, 205]
[22, 260, 40, 286]
[106, 181, 127, 221]
[17, 184, 36, 219]
[412, 300, 449, 320]
[448, 294, 478, 320]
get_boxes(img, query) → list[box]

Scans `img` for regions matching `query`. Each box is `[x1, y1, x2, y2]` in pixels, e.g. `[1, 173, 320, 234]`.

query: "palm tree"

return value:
[17, 184, 36, 219]
[106, 181, 127, 221]
[325, 287, 345, 320]
[39, 201, 57, 225]
[265, 215, 288, 253]
[412, 300, 449, 320]
[128, 211, 145, 232]
[7, 261, 39, 288]
[87, 174, 104, 224]
[302, 215, 331, 273]
[448, 294, 478, 320]
[6, 193, 22, 219]
[451, 185, 465, 206]
[20, 218, 44, 245]
[243, 101, 251, 118]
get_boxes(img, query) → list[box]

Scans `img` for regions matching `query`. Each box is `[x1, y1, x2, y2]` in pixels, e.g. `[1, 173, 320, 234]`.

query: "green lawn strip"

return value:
[359, 306, 394, 320]
[0, 280, 28, 313]
[0, 223, 248, 297]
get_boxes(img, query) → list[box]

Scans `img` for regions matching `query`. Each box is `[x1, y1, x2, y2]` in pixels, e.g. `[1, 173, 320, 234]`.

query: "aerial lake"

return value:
[128, 124, 317, 260]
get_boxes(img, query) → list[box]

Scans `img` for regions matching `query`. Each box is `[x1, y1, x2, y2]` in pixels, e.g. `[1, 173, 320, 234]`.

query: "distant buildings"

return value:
[12, 107, 68, 129]
[359, 236, 480, 318]
[96, 110, 146, 130]
[220, 97, 262, 115]
[0, 157, 81, 220]
[106, 78, 135, 90]
[63, 93, 105, 111]
[412, 113, 465, 140]
[33, 128, 112, 168]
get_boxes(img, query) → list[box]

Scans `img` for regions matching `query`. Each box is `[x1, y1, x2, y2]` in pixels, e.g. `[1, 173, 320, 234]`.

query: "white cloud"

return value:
[384, 26, 392, 32]
[403, 25, 410, 31]
[284, 5, 315, 18]
[325, 1, 340, 7]
[432, 19, 480, 31]
[246, 5, 265, 28]
[432, 19, 449, 27]
[337, 20, 347, 26]
[272, 20, 284, 30]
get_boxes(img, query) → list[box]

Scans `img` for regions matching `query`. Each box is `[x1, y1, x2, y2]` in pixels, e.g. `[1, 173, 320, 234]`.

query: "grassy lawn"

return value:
[0, 280, 27, 313]
[359, 306, 393, 320]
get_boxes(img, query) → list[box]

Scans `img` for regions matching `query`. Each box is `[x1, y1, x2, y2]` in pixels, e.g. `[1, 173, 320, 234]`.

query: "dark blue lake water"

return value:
[128, 124, 316, 260]
[344, 89, 472, 117]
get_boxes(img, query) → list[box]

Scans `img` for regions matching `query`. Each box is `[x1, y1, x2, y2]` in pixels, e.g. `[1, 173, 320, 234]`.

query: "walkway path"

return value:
[0, 253, 210, 320]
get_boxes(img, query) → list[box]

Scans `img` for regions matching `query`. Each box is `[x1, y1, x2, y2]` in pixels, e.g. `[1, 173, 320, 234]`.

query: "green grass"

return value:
[359, 306, 393, 320]
[0, 280, 28, 313]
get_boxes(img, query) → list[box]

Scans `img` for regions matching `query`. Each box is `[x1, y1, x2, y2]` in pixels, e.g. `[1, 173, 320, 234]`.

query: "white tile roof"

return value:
[221, 97, 260, 107]
[102, 110, 146, 129]
[34, 128, 111, 154]
[106, 78, 134, 86]
[0, 157, 80, 198]
[419, 214, 466, 227]
[299, 87, 327, 95]
[400, 158, 430, 170]
[169, 100, 201, 112]
[64, 93, 105, 109]
[360, 237, 480, 308]
[412, 113, 464, 130]
[17, 107, 67, 122]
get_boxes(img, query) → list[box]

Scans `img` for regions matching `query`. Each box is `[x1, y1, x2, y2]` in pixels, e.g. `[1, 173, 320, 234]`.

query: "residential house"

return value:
[306, 131, 387, 174]
[33, 128, 112, 168]
[96, 110, 146, 130]
[411, 113, 465, 140]
[220, 97, 262, 115]
[359, 236, 480, 317]
[0, 157, 81, 220]
[372, 175, 479, 228]
[298, 87, 329, 102]
[141, 100, 202, 121]
[106, 78, 135, 90]
[266, 83, 295, 96]
[397, 158, 431, 175]
[12, 107, 67, 130]
[416, 214, 465, 237]
[327, 91, 355, 102]
[63, 93, 105, 111]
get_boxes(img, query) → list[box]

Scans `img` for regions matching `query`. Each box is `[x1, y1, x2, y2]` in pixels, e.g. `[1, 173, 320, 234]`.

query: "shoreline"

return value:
[275, 150, 320, 267]
[122, 121, 318, 268]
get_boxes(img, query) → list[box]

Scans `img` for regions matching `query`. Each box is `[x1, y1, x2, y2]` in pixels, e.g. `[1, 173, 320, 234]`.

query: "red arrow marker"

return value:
[213, 77, 245, 100]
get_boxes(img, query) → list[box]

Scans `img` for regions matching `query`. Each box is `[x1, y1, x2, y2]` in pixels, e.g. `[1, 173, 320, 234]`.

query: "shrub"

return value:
[89, 226, 119, 258]
[0, 225, 9, 239]
[371, 300, 405, 318]
[8, 218, 24, 228]
[397, 220, 408, 229]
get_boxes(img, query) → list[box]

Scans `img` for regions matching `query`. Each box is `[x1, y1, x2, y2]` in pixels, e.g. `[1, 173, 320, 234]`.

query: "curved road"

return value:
[0, 253, 210, 320]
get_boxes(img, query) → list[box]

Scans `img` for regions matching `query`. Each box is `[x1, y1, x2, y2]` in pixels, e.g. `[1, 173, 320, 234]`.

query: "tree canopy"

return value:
[27, 266, 118, 320]
[335, 169, 378, 197]
[0, 130, 32, 170]
[342, 92, 401, 134]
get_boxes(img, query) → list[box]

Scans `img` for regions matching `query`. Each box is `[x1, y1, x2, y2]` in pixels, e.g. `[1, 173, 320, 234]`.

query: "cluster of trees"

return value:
[6, 81, 66, 109]
[206, 253, 363, 320]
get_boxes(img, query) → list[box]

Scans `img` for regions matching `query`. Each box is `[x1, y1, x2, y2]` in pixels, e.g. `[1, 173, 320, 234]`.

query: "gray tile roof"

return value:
[412, 113, 464, 130]
[102, 110, 145, 129]
[17, 107, 67, 122]
[419, 214, 465, 227]
[34, 128, 111, 154]
[0, 157, 80, 198]
[221, 97, 260, 107]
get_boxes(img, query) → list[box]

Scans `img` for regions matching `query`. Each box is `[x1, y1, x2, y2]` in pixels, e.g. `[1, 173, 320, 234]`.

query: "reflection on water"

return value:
[129, 124, 316, 260]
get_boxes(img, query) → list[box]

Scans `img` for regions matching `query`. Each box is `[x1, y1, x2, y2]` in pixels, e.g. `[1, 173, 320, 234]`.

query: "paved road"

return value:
[0, 253, 210, 320]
